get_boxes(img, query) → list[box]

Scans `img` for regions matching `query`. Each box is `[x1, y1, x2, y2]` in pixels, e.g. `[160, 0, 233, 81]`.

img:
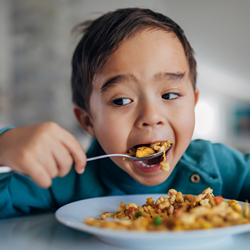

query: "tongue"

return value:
[142, 155, 163, 165]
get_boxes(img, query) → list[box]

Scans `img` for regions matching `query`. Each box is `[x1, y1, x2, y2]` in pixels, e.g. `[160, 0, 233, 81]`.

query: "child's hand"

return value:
[0, 122, 87, 188]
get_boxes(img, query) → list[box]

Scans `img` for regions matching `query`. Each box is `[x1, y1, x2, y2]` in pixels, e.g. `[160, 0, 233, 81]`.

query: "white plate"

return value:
[55, 194, 250, 249]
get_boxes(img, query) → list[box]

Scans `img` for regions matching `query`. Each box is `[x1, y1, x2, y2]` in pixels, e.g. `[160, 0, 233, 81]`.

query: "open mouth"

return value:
[127, 141, 172, 172]
[138, 153, 164, 166]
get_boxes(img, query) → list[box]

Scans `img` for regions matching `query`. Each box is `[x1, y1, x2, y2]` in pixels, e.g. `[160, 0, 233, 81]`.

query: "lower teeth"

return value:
[138, 161, 157, 168]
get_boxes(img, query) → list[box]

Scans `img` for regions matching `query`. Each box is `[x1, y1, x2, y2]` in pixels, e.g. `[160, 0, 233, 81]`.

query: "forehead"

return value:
[94, 29, 189, 88]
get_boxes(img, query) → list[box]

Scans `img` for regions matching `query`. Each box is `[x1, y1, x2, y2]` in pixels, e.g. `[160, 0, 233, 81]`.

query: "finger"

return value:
[35, 146, 59, 179]
[21, 159, 52, 188]
[3, 151, 53, 188]
[52, 144, 73, 177]
[58, 131, 87, 174]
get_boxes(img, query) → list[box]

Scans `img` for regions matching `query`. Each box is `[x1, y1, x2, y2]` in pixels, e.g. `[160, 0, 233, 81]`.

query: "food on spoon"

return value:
[84, 187, 250, 231]
[135, 147, 155, 157]
[125, 140, 172, 172]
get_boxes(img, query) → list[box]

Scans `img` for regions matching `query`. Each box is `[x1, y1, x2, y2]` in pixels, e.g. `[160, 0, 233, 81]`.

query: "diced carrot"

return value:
[214, 196, 224, 204]
[128, 207, 135, 213]
[174, 209, 184, 218]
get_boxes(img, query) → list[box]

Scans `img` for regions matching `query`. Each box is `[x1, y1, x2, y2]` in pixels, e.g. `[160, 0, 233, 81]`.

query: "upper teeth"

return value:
[138, 161, 157, 168]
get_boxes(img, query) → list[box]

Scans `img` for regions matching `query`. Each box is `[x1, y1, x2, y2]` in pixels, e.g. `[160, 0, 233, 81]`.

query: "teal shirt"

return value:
[0, 128, 250, 219]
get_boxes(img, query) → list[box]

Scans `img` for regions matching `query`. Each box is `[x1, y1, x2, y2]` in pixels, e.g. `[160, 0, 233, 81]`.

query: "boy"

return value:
[0, 8, 249, 219]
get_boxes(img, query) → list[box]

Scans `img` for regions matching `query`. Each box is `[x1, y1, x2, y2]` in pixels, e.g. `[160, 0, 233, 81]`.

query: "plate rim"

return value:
[55, 194, 250, 239]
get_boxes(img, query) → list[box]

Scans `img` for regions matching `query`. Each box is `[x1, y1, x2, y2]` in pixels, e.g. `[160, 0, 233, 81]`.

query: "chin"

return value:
[134, 174, 168, 186]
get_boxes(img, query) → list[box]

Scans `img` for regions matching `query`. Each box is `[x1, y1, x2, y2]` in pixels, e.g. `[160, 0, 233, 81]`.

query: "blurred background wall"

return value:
[0, 0, 250, 152]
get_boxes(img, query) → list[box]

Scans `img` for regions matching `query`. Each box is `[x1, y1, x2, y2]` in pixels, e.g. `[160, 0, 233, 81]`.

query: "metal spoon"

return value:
[0, 146, 171, 174]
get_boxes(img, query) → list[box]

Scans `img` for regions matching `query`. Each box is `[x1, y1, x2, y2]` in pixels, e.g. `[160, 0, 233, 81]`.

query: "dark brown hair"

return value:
[71, 8, 196, 112]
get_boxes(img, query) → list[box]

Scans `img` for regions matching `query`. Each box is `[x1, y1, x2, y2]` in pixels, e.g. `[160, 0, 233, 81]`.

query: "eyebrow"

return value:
[100, 74, 136, 93]
[154, 72, 186, 82]
[100, 72, 185, 93]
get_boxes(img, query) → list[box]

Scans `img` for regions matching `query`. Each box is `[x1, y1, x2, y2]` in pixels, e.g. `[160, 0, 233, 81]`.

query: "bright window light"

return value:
[194, 100, 217, 140]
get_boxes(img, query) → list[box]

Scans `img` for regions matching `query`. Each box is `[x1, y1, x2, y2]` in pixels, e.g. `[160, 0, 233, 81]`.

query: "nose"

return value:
[135, 100, 164, 129]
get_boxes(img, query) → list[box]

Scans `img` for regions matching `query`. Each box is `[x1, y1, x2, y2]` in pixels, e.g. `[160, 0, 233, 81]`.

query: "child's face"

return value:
[79, 29, 198, 186]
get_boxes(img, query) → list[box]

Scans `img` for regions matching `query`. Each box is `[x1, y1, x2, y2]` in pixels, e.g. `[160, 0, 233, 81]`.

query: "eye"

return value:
[162, 93, 179, 100]
[112, 98, 132, 106]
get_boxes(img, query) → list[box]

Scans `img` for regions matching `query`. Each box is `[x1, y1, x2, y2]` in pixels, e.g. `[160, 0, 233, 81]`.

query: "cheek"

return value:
[180, 108, 195, 135]
[173, 102, 195, 148]
[90, 91, 134, 155]
[92, 109, 131, 154]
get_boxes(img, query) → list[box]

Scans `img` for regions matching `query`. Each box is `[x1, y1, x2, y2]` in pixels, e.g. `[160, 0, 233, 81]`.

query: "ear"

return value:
[194, 88, 199, 106]
[73, 105, 96, 137]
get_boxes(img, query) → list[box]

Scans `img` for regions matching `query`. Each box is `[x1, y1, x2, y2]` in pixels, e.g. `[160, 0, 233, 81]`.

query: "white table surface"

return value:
[1, 213, 250, 250]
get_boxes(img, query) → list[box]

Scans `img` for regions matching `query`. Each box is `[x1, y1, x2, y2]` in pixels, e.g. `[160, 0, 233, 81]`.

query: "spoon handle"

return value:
[0, 154, 129, 174]
[86, 154, 127, 161]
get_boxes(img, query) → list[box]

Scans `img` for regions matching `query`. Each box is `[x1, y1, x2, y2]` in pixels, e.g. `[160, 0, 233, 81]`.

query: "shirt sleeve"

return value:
[0, 172, 56, 219]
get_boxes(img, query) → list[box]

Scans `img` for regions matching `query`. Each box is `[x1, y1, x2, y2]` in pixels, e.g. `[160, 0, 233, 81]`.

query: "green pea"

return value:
[154, 216, 162, 226]
[136, 212, 142, 218]
[242, 213, 247, 218]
